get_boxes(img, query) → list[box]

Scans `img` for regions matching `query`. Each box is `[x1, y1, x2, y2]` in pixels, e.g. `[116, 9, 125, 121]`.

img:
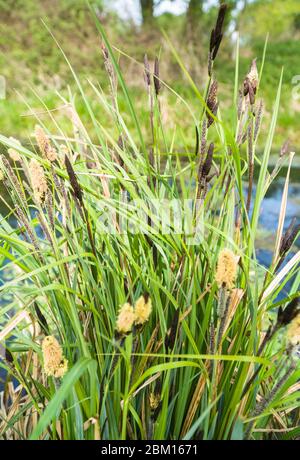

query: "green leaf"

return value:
[183, 396, 221, 440]
[231, 417, 244, 440]
[30, 358, 93, 440]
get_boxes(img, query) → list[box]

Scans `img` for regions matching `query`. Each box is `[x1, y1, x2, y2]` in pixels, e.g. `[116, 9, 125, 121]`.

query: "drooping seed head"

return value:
[278, 218, 300, 264]
[64, 155, 83, 204]
[243, 59, 258, 105]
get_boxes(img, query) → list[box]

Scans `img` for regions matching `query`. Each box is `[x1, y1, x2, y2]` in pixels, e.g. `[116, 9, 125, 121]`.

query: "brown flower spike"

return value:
[243, 59, 259, 105]
[206, 80, 218, 127]
[29, 158, 48, 204]
[35, 125, 57, 162]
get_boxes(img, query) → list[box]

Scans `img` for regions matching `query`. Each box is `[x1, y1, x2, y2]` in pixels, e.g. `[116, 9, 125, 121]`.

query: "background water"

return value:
[255, 167, 300, 269]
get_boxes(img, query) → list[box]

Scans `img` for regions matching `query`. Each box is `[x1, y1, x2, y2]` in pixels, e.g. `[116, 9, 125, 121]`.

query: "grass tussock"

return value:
[0, 4, 299, 440]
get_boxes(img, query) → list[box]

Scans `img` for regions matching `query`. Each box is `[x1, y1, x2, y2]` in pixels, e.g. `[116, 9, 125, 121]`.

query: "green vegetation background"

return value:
[0, 0, 299, 150]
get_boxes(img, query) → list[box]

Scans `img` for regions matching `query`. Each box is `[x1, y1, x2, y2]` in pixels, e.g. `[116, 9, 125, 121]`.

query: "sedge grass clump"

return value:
[0, 4, 299, 442]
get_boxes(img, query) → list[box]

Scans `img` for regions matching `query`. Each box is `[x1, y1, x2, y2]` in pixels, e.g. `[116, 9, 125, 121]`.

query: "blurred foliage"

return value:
[0, 0, 299, 149]
[240, 0, 300, 40]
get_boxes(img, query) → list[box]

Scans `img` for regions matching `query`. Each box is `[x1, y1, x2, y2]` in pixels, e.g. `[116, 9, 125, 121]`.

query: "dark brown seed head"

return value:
[276, 218, 300, 270]
[209, 28, 215, 55]
[206, 80, 218, 127]
[279, 218, 300, 257]
[195, 125, 200, 156]
[144, 54, 151, 87]
[212, 33, 223, 61]
[254, 99, 263, 141]
[64, 155, 83, 204]
[34, 302, 49, 335]
[209, 3, 228, 65]
[153, 57, 161, 96]
[277, 297, 300, 327]
[165, 309, 180, 351]
[202, 143, 214, 178]
[5, 348, 13, 364]
[215, 4, 227, 39]
[143, 292, 150, 303]
[150, 378, 162, 419]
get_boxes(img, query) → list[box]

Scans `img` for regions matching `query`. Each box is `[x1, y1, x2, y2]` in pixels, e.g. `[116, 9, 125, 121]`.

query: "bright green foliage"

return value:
[0, 1, 299, 149]
[239, 0, 300, 40]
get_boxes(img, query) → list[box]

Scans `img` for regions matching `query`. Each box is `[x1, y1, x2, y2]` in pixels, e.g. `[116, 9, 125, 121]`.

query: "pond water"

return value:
[254, 167, 300, 268]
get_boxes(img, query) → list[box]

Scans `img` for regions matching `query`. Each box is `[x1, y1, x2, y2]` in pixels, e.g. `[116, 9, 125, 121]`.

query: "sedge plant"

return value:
[0, 4, 300, 440]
